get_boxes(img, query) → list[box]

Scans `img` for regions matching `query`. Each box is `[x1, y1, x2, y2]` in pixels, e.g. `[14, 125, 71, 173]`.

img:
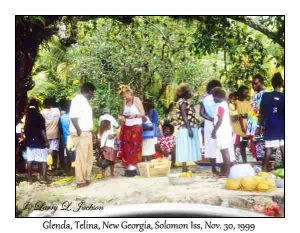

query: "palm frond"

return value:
[57, 62, 69, 84]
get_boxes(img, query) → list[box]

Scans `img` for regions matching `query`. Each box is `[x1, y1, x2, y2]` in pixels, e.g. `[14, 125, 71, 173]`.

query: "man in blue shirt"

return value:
[60, 100, 72, 173]
[258, 73, 284, 172]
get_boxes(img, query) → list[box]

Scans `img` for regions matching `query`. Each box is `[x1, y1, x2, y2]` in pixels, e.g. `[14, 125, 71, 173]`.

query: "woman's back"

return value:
[25, 110, 46, 148]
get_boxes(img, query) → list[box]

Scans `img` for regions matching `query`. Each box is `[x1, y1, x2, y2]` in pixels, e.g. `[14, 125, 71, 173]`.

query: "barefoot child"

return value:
[98, 120, 117, 177]
[211, 87, 232, 177]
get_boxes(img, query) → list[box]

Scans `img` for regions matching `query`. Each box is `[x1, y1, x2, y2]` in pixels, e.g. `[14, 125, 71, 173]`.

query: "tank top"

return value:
[123, 97, 143, 126]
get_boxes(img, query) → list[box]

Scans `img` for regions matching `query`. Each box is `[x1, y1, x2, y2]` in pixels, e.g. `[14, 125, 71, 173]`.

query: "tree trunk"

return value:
[15, 16, 60, 124]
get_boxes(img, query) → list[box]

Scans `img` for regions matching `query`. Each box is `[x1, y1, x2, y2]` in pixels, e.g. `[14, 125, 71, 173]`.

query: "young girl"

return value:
[156, 122, 176, 167]
[211, 87, 235, 177]
[98, 120, 117, 177]
[142, 116, 156, 162]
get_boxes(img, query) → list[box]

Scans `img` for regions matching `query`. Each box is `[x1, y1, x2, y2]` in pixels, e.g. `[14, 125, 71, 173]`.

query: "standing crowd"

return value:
[16, 73, 284, 187]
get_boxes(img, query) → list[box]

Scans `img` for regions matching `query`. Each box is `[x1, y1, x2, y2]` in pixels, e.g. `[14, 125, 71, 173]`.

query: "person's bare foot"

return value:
[212, 167, 220, 175]
[28, 179, 33, 185]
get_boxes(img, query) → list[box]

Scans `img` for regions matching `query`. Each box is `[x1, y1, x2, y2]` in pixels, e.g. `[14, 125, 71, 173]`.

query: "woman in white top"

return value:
[118, 85, 145, 177]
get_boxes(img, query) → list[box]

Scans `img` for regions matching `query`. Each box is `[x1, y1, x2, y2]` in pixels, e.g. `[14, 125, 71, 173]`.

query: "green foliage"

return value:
[29, 16, 284, 120]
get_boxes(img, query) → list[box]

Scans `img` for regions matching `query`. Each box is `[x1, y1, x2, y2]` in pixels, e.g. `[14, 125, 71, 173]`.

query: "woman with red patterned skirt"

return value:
[118, 85, 145, 177]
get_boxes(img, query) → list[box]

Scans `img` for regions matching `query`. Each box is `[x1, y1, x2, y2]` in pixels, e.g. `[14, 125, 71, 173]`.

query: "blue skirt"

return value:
[176, 128, 202, 162]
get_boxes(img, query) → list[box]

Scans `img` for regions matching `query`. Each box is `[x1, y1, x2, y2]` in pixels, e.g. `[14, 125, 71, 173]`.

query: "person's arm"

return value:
[240, 113, 248, 119]
[41, 129, 49, 148]
[135, 97, 145, 118]
[71, 118, 82, 136]
[200, 102, 214, 121]
[39, 116, 49, 147]
[112, 117, 119, 128]
[143, 124, 154, 131]
[180, 101, 193, 138]
[155, 141, 168, 156]
[257, 95, 266, 135]
[69, 98, 82, 136]
[151, 109, 158, 125]
[211, 106, 224, 139]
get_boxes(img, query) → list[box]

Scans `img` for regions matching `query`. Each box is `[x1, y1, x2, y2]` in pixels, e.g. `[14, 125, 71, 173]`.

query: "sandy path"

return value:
[16, 165, 284, 217]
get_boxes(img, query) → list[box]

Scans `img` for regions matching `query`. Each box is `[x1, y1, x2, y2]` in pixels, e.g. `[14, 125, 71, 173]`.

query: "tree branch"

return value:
[226, 16, 284, 47]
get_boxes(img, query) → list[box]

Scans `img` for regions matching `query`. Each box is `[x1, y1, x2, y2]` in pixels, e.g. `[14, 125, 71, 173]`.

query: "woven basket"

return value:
[138, 161, 171, 178]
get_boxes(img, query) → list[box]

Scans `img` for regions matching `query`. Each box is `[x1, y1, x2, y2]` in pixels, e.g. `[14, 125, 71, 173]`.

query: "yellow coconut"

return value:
[241, 176, 257, 191]
[225, 178, 241, 190]
[256, 183, 269, 192]
[257, 172, 270, 178]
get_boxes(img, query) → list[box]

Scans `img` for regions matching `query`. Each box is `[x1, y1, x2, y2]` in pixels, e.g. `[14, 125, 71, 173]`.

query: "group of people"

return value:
[201, 73, 284, 176]
[16, 72, 284, 187]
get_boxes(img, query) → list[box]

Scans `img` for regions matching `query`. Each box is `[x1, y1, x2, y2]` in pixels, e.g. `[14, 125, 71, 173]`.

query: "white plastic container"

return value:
[228, 164, 255, 179]
[275, 179, 284, 188]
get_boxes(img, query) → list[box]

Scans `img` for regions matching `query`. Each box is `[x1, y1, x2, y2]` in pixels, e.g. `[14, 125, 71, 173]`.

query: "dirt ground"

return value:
[16, 162, 284, 217]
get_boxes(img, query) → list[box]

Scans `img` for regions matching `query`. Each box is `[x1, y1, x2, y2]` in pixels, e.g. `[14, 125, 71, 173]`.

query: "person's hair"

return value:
[176, 83, 192, 99]
[143, 102, 153, 113]
[99, 120, 111, 137]
[206, 80, 222, 94]
[28, 98, 40, 110]
[80, 82, 96, 94]
[118, 85, 133, 96]
[62, 100, 71, 113]
[271, 72, 283, 88]
[211, 87, 226, 99]
[237, 85, 249, 99]
[43, 98, 54, 107]
[143, 99, 154, 108]
[228, 92, 237, 100]
[162, 122, 174, 135]
[253, 74, 264, 85]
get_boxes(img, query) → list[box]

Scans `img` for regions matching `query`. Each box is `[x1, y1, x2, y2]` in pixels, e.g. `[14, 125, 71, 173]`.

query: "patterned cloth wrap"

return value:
[119, 124, 143, 167]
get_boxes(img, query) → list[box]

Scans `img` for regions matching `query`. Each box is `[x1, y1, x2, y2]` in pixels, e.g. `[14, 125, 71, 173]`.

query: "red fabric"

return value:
[158, 135, 176, 153]
[102, 147, 117, 162]
[233, 134, 240, 145]
[119, 124, 143, 167]
[154, 152, 163, 159]
[217, 106, 225, 117]
[248, 136, 257, 158]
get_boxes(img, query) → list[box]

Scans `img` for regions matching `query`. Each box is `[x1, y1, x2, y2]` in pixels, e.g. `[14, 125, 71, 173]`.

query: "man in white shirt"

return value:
[98, 107, 119, 129]
[69, 82, 96, 188]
